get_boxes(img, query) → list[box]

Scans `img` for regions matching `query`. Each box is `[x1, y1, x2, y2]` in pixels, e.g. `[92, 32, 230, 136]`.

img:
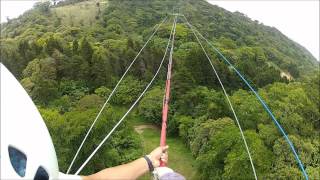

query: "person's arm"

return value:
[82, 146, 168, 180]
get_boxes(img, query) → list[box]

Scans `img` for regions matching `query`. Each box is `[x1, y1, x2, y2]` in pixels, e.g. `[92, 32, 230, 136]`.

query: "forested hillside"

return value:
[1, 0, 319, 179]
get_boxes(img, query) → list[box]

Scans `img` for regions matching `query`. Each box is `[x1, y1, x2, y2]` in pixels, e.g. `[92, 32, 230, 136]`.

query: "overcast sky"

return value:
[1, 0, 319, 61]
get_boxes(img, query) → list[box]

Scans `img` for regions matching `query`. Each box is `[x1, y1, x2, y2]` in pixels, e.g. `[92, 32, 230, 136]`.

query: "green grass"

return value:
[53, 1, 107, 26]
[130, 116, 198, 180]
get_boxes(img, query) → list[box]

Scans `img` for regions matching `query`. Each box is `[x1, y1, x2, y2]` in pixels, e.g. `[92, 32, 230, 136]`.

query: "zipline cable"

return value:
[74, 16, 177, 175]
[66, 16, 168, 174]
[182, 16, 258, 180]
[181, 14, 309, 180]
[160, 15, 177, 167]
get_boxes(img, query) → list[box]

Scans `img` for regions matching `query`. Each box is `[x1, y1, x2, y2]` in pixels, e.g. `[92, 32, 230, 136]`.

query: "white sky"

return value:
[208, 0, 319, 61]
[1, 0, 319, 60]
[1, 0, 37, 22]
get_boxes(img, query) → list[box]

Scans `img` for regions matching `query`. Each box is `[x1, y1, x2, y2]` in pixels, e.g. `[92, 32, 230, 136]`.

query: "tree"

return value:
[177, 115, 194, 144]
[184, 45, 216, 86]
[1, 40, 24, 78]
[110, 76, 144, 105]
[257, 123, 279, 147]
[72, 39, 79, 54]
[21, 57, 58, 105]
[40, 106, 142, 174]
[193, 118, 273, 179]
[223, 130, 274, 179]
[95, 86, 111, 98]
[138, 86, 163, 125]
[260, 82, 318, 137]
[76, 94, 104, 110]
[89, 47, 112, 88]
[50, 95, 72, 113]
[272, 135, 319, 179]
[285, 63, 300, 78]
[80, 37, 93, 65]
[176, 86, 228, 120]
[230, 89, 269, 130]
[34, 1, 51, 14]
[60, 54, 90, 81]
[106, 24, 124, 35]
[171, 66, 196, 99]
[58, 79, 89, 101]
[45, 35, 64, 55]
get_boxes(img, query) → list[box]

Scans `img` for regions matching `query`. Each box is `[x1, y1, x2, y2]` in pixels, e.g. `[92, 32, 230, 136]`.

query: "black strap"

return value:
[144, 155, 154, 172]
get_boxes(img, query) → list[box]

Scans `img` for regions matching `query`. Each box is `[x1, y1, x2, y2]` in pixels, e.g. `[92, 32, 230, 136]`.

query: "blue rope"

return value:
[200, 33, 309, 180]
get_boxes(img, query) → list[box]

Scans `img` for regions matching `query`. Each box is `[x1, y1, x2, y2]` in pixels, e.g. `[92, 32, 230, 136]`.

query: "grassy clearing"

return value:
[53, 1, 107, 26]
[129, 116, 198, 180]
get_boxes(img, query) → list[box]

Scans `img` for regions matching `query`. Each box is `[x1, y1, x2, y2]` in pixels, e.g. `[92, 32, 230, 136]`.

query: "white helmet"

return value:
[1, 63, 59, 179]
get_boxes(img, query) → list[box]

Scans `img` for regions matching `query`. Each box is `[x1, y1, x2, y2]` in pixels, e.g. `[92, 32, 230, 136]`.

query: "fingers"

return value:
[161, 157, 168, 164]
[161, 145, 169, 152]
[161, 153, 168, 160]
[160, 150, 168, 164]
[149, 145, 169, 167]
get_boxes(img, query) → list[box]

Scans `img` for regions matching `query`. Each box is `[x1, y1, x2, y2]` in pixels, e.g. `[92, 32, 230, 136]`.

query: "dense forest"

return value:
[1, 0, 319, 179]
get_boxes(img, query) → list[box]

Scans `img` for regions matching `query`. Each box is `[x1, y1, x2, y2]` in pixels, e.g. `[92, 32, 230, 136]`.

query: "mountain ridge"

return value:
[1, 0, 318, 80]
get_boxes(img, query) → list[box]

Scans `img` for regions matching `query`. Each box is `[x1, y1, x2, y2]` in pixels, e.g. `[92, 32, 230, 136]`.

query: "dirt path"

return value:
[134, 124, 159, 134]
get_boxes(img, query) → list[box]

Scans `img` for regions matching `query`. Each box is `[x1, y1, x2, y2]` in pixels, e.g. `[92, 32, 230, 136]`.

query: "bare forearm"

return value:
[81, 146, 168, 180]
[82, 157, 149, 180]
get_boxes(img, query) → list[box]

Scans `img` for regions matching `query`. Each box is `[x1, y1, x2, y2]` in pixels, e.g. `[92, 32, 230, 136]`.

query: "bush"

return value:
[77, 94, 103, 110]
[94, 86, 111, 98]
[138, 86, 163, 124]
[177, 115, 194, 144]
[58, 80, 89, 101]
[111, 76, 144, 105]
[176, 86, 228, 119]
[50, 95, 73, 113]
